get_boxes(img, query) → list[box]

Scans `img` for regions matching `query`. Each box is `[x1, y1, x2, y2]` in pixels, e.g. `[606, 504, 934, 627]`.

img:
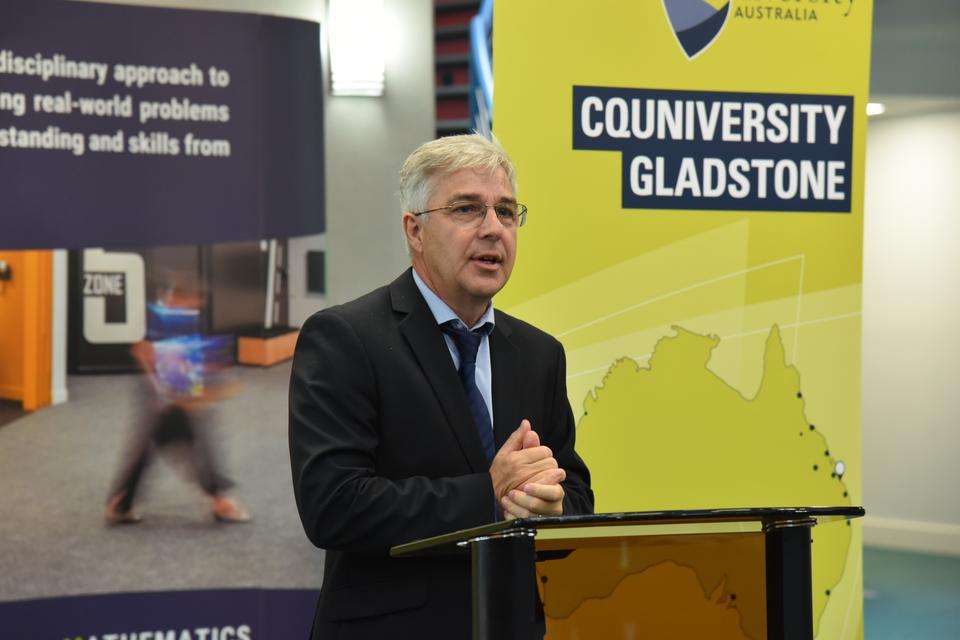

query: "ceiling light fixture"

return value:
[328, 0, 386, 97]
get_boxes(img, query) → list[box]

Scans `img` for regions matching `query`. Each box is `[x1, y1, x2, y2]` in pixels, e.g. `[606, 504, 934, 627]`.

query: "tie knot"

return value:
[440, 320, 492, 366]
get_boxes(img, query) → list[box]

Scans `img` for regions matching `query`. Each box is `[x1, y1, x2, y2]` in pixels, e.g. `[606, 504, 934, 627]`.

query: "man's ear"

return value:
[402, 212, 423, 254]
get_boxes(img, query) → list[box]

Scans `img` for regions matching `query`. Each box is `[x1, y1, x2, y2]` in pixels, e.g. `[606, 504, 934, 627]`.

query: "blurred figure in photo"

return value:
[105, 272, 250, 525]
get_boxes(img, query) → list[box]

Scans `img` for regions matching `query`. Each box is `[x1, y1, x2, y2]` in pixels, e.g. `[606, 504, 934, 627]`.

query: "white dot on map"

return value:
[834, 461, 845, 477]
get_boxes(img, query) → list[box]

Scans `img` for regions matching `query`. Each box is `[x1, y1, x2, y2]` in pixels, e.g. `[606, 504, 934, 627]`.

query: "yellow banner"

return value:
[494, 1, 872, 637]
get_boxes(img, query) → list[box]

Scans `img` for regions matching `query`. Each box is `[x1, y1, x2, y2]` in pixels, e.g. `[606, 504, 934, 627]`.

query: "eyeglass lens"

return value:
[449, 201, 525, 227]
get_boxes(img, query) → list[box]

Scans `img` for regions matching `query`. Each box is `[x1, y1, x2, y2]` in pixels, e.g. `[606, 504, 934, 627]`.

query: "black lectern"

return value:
[392, 506, 864, 640]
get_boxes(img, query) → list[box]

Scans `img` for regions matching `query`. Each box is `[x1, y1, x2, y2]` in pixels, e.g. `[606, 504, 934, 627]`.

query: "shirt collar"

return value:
[411, 268, 496, 331]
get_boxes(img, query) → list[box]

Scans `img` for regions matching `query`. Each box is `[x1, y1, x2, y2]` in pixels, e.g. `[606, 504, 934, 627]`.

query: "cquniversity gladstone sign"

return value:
[573, 86, 853, 213]
[0, 0, 323, 249]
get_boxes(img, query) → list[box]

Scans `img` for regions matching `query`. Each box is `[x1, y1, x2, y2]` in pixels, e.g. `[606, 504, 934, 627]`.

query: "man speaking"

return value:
[289, 134, 593, 639]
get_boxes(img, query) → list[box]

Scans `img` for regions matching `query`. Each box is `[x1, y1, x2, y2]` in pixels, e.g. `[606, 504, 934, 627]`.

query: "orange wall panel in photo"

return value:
[0, 250, 52, 410]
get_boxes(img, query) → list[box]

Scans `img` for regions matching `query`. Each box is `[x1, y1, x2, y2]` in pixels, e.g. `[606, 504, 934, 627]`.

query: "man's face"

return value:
[406, 167, 518, 316]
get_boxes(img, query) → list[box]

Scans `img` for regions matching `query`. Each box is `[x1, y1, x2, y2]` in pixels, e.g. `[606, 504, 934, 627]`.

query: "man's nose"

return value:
[477, 205, 506, 236]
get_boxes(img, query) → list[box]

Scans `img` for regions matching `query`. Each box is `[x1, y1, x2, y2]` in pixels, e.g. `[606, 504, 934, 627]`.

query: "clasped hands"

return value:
[489, 419, 564, 520]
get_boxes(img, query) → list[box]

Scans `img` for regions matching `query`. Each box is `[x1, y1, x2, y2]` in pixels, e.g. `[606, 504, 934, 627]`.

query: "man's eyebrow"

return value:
[446, 193, 517, 204]
[446, 192, 481, 202]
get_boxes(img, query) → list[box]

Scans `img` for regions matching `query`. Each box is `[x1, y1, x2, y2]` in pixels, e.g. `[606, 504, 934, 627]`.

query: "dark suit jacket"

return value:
[289, 269, 593, 640]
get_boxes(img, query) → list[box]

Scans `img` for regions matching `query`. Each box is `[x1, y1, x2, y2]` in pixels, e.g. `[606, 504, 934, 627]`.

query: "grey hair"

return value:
[399, 133, 517, 214]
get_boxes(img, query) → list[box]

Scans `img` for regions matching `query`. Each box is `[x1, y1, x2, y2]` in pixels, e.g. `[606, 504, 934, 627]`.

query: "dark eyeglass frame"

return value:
[412, 200, 528, 228]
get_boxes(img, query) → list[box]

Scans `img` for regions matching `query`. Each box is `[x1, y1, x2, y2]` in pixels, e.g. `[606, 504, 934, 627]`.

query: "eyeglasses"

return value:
[412, 200, 528, 229]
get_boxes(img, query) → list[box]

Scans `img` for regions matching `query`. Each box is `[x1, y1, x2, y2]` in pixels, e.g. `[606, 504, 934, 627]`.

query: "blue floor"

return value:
[864, 546, 960, 639]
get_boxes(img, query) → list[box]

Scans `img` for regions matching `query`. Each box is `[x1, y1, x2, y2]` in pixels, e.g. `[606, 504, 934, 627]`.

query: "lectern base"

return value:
[471, 530, 539, 640]
[765, 518, 815, 640]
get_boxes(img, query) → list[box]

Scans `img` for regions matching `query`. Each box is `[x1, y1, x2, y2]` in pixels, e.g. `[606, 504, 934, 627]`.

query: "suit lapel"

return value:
[490, 313, 520, 451]
[391, 270, 489, 473]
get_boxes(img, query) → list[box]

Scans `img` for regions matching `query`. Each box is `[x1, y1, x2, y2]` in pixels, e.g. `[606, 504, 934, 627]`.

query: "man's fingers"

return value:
[521, 428, 540, 450]
[501, 495, 531, 519]
[496, 443, 558, 500]
[518, 467, 565, 488]
[521, 482, 565, 502]
[507, 488, 563, 516]
[501, 419, 530, 453]
[514, 456, 559, 488]
[515, 445, 553, 464]
[531, 468, 566, 485]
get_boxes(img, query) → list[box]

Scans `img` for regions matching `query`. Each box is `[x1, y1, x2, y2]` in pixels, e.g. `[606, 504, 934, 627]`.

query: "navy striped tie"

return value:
[441, 320, 495, 463]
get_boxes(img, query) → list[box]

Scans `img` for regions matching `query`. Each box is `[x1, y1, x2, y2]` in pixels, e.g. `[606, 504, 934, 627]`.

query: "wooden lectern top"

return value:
[390, 506, 864, 557]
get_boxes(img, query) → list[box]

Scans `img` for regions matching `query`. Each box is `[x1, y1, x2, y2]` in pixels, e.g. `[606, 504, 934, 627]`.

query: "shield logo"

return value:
[662, 0, 732, 59]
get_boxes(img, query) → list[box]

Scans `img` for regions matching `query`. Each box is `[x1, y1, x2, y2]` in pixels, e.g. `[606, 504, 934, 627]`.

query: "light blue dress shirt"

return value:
[411, 268, 495, 430]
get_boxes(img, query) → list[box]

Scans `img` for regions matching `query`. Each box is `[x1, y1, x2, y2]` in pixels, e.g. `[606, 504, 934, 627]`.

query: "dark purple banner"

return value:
[0, 0, 324, 249]
[0, 589, 319, 640]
